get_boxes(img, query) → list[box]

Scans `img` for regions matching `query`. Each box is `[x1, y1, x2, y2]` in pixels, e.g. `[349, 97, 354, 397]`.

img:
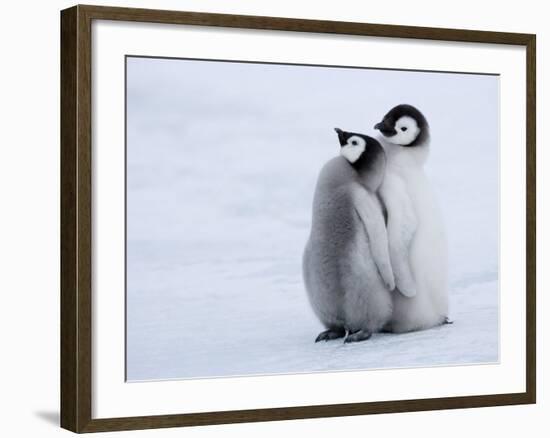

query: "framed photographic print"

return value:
[60, 4, 536, 433]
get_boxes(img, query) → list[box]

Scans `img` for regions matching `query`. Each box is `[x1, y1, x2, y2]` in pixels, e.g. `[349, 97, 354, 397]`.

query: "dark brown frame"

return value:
[61, 4, 536, 433]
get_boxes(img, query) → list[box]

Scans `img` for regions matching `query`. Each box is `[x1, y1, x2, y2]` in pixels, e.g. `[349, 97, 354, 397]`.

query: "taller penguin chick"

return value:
[374, 104, 449, 333]
[302, 128, 395, 343]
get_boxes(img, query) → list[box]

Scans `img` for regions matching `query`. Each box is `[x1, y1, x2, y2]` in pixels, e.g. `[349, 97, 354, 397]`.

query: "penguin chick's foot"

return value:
[344, 329, 372, 343]
[443, 317, 454, 325]
[315, 328, 346, 343]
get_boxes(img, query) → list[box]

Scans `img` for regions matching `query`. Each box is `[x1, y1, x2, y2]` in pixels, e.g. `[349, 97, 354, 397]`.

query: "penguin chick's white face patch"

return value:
[340, 135, 366, 163]
[387, 116, 421, 146]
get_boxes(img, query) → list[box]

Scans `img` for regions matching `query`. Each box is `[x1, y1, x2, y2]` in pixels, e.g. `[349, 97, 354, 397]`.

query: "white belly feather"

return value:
[380, 145, 449, 332]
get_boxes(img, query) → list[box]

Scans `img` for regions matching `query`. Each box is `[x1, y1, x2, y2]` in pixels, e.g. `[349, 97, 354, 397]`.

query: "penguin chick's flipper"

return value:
[315, 328, 346, 343]
[379, 177, 417, 297]
[351, 184, 395, 291]
[344, 329, 372, 343]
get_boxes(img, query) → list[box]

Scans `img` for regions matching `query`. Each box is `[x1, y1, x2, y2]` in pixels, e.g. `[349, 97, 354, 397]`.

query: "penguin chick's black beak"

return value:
[374, 121, 396, 136]
[334, 127, 346, 146]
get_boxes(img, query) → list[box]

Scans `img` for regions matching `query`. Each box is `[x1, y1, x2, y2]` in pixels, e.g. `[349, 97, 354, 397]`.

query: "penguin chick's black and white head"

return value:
[334, 127, 384, 167]
[374, 104, 429, 147]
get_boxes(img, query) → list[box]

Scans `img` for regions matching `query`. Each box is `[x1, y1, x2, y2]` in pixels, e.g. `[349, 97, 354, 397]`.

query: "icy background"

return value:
[126, 57, 499, 381]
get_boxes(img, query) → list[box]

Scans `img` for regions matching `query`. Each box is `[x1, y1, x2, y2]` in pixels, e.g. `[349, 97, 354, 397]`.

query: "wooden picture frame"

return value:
[61, 4, 536, 433]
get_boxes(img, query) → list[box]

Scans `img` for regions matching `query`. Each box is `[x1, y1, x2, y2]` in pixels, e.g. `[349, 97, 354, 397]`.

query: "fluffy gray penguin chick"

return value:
[302, 128, 395, 343]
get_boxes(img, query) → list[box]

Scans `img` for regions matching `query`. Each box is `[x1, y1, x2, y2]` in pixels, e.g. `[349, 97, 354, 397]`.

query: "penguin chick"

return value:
[303, 128, 395, 343]
[374, 104, 449, 333]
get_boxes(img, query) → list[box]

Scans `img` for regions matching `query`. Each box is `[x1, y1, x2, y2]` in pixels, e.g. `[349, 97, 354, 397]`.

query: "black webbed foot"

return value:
[315, 328, 346, 343]
[344, 329, 372, 343]
[443, 317, 454, 325]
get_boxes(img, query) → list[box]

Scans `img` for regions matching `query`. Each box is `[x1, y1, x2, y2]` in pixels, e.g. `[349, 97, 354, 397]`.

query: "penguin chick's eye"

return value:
[351, 140, 358, 145]
[401, 126, 408, 132]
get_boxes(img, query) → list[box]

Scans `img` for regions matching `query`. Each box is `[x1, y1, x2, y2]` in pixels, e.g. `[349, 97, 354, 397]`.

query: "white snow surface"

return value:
[126, 58, 499, 381]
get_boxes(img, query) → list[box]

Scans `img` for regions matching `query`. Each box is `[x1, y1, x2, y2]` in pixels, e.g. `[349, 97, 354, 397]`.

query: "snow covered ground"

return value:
[125, 57, 499, 381]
